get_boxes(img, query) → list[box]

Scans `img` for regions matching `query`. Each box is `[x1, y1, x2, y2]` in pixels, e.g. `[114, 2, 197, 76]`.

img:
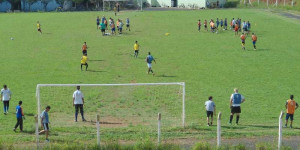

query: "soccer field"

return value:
[0, 9, 300, 147]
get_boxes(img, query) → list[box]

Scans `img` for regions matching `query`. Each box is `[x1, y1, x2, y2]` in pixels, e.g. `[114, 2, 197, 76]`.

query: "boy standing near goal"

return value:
[73, 86, 86, 122]
[205, 96, 216, 126]
[39, 106, 51, 142]
[14, 101, 24, 132]
[146, 52, 156, 75]
[1, 84, 12, 115]
[285, 95, 298, 128]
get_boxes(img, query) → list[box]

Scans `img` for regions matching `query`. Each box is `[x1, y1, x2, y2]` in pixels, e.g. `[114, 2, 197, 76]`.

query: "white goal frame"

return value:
[35, 82, 185, 146]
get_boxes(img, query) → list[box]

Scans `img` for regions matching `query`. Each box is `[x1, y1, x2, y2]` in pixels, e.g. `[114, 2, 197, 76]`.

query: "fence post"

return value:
[267, 0, 269, 7]
[217, 112, 222, 147]
[97, 114, 100, 147]
[35, 115, 39, 150]
[284, 0, 285, 6]
[276, 0, 278, 7]
[278, 111, 284, 150]
[158, 113, 161, 144]
[258, 0, 259, 5]
[292, 0, 294, 7]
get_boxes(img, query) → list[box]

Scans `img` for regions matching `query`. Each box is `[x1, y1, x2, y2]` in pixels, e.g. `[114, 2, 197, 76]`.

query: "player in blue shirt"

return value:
[145, 52, 156, 75]
[126, 18, 130, 31]
[229, 88, 245, 125]
[216, 18, 219, 29]
[96, 16, 100, 29]
[39, 106, 51, 142]
[14, 101, 25, 132]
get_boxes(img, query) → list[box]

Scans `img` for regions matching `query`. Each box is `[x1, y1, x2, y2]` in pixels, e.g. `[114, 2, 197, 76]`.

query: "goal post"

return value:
[35, 82, 186, 144]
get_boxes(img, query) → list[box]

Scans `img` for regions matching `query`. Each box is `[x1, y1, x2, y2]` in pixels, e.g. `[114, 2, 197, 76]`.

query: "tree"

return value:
[27, 0, 37, 11]
[72, 0, 84, 8]
[41, 0, 49, 11]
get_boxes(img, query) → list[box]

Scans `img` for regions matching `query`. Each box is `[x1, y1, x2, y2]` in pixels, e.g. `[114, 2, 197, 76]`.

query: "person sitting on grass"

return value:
[81, 53, 88, 71]
[14, 101, 25, 132]
[205, 96, 216, 126]
[39, 106, 51, 142]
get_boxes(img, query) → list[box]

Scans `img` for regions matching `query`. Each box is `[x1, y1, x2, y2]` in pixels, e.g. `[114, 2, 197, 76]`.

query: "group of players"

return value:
[197, 18, 258, 50]
[204, 88, 299, 128]
[97, 15, 130, 35]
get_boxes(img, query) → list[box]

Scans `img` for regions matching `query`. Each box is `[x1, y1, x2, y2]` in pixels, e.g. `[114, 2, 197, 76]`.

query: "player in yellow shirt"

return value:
[81, 54, 88, 71]
[133, 41, 140, 58]
[37, 21, 42, 34]
[285, 95, 299, 128]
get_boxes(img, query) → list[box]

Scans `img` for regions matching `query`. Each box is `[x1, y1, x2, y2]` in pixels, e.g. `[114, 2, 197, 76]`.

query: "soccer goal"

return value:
[35, 82, 185, 145]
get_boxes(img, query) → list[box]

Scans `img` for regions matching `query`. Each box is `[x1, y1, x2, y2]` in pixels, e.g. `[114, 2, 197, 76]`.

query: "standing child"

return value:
[197, 20, 201, 32]
[104, 19, 108, 30]
[126, 18, 130, 31]
[119, 20, 124, 34]
[1, 84, 12, 115]
[234, 23, 239, 36]
[133, 41, 140, 58]
[39, 106, 51, 142]
[204, 20, 208, 31]
[251, 33, 257, 50]
[114, 6, 117, 16]
[96, 16, 100, 29]
[205, 96, 216, 126]
[100, 22, 106, 36]
[14, 101, 24, 132]
[240, 33, 246, 50]
[285, 95, 299, 128]
[220, 19, 223, 30]
[111, 22, 116, 35]
[81, 53, 88, 71]
[216, 18, 219, 29]
[224, 18, 227, 30]
[116, 19, 120, 33]
[82, 42, 88, 55]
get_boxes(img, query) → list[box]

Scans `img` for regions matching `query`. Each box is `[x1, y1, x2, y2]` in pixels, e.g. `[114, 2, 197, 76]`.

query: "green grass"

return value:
[0, 9, 300, 148]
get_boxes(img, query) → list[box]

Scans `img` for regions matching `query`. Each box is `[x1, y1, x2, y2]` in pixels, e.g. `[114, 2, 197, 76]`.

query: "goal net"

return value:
[35, 82, 185, 144]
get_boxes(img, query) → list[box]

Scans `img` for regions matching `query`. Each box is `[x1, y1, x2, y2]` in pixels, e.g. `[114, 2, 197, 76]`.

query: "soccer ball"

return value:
[10, 37, 14, 40]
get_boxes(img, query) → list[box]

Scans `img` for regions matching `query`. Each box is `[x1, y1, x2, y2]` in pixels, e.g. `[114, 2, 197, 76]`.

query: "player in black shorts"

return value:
[229, 88, 245, 125]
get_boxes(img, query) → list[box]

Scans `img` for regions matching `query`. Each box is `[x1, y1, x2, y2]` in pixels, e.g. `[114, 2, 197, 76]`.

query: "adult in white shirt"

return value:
[1, 85, 12, 115]
[73, 86, 86, 122]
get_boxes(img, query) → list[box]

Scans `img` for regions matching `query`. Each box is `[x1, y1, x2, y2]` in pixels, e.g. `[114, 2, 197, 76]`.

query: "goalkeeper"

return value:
[14, 101, 25, 132]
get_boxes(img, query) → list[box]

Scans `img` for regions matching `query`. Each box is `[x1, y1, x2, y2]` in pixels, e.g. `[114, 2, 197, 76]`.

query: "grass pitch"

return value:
[0, 9, 300, 146]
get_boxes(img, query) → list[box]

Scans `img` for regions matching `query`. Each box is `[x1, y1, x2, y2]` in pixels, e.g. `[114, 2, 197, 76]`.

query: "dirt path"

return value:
[278, 12, 300, 20]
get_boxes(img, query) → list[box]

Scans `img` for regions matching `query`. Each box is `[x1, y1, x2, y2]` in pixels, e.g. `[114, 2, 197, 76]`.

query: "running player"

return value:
[145, 52, 156, 76]
[205, 96, 216, 126]
[81, 53, 88, 71]
[133, 41, 140, 58]
[251, 33, 257, 50]
[82, 42, 87, 55]
[197, 19, 201, 32]
[126, 18, 130, 31]
[37, 21, 42, 34]
[240, 33, 246, 50]
[285, 95, 299, 128]
[204, 20, 208, 31]
[229, 88, 245, 125]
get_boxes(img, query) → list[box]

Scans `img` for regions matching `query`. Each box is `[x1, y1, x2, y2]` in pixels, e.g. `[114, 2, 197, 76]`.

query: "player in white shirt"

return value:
[73, 86, 86, 122]
[1, 85, 12, 115]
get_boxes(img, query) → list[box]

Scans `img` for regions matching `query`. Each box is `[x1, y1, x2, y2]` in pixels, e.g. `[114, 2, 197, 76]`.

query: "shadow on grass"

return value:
[222, 126, 246, 129]
[86, 70, 106, 73]
[25, 113, 35, 116]
[89, 60, 104, 62]
[100, 121, 122, 125]
[156, 74, 177, 78]
[21, 130, 35, 134]
[246, 124, 278, 129]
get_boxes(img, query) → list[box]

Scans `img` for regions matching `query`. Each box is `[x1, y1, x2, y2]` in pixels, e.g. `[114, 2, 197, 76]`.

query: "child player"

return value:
[37, 21, 42, 34]
[251, 33, 257, 50]
[205, 96, 216, 126]
[126, 18, 130, 31]
[234, 23, 239, 36]
[197, 20, 201, 32]
[204, 20, 208, 31]
[240, 33, 246, 50]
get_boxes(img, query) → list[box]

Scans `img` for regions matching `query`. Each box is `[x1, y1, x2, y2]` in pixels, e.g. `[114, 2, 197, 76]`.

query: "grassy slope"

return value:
[0, 9, 300, 145]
